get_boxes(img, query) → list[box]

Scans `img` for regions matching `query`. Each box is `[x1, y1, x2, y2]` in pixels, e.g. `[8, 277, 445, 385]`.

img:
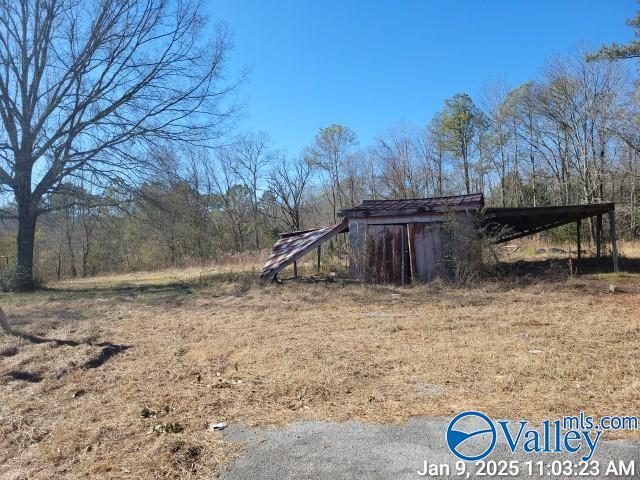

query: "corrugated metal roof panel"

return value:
[259, 221, 348, 280]
[338, 193, 484, 218]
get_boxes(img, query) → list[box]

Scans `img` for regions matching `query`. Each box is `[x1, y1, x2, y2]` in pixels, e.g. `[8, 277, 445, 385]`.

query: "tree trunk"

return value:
[56, 246, 62, 280]
[462, 139, 470, 195]
[16, 203, 37, 292]
[0, 307, 11, 334]
[437, 150, 443, 196]
[253, 207, 260, 250]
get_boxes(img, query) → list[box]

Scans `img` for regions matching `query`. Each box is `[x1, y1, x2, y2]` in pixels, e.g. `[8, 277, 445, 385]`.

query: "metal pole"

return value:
[608, 210, 619, 272]
[576, 219, 581, 260]
[596, 214, 602, 258]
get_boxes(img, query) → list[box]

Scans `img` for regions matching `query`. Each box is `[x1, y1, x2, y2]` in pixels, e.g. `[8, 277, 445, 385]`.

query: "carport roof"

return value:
[481, 203, 615, 243]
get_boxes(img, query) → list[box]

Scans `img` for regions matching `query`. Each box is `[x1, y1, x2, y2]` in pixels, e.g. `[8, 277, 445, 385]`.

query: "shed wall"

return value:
[349, 221, 410, 284]
[348, 216, 453, 284]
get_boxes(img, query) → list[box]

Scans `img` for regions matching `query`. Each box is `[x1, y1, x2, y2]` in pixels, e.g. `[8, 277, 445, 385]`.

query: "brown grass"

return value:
[0, 254, 639, 479]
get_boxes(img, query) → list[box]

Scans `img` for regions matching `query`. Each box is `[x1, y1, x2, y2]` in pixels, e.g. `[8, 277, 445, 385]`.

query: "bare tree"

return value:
[307, 125, 357, 222]
[231, 132, 272, 249]
[0, 0, 237, 290]
[481, 82, 513, 207]
[423, 113, 449, 196]
[267, 155, 312, 230]
[374, 125, 427, 199]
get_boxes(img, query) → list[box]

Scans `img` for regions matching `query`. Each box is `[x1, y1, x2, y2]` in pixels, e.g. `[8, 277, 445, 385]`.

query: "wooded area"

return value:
[1, 1, 640, 288]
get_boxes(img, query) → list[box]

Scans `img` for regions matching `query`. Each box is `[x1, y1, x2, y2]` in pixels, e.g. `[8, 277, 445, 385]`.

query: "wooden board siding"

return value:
[410, 223, 450, 282]
[348, 220, 366, 278]
[354, 223, 408, 284]
[386, 225, 407, 284]
[348, 218, 452, 284]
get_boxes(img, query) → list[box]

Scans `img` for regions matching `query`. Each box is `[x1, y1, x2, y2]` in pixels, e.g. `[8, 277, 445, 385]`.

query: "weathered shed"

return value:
[338, 194, 484, 283]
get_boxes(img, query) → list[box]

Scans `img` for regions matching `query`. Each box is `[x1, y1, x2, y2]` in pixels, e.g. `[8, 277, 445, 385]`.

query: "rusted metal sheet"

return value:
[339, 193, 484, 219]
[481, 203, 614, 243]
[259, 220, 348, 280]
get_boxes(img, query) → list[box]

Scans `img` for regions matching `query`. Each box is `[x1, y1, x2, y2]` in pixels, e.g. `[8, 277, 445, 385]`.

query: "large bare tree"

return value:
[0, 0, 236, 290]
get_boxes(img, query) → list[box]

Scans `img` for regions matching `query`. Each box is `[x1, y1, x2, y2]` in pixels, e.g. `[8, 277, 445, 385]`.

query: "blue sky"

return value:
[210, 1, 637, 155]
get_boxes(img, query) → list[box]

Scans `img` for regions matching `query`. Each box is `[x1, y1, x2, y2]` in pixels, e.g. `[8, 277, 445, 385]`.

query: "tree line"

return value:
[1, 1, 640, 288]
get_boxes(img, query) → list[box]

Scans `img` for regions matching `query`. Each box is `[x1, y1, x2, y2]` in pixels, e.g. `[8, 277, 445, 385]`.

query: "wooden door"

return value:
[411, 223, 449, 282]
[365, 224, 408, 284]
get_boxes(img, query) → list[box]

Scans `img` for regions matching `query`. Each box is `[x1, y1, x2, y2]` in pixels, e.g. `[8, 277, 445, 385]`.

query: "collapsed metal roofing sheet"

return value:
[338, 193, 484, 218]
[259, 220, 348, 280]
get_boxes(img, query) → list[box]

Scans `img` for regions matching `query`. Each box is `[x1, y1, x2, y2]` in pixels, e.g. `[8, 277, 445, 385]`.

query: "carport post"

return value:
[576, 219, 581, 260]
[596, 214, 602, 258]
[608, 210, 619, 272]
[317, 246, 321, 272]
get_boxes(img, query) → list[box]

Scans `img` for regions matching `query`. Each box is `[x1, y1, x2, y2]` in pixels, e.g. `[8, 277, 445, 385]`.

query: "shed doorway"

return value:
[408, 223, 451, 282]
[360, 222, 452, 285]
[365, 224, 409, 284]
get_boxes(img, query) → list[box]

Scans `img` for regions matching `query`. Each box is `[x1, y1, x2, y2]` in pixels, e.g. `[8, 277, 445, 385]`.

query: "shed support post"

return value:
[608, 210, 619, 272]
[596, 214, 602, 258]
[317, 246, 321, 272]
[407, 224, 416, 283]
[576, 219, 581, 260]
[293, 261, 298, 278]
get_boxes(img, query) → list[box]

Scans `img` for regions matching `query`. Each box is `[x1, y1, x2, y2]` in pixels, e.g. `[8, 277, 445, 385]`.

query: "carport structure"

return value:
[481, 202, 618, 271]
[259, 194, 620, 282]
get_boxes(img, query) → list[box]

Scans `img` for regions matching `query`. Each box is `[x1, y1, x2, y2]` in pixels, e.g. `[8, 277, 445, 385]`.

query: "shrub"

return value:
[441, 214, 500, 284]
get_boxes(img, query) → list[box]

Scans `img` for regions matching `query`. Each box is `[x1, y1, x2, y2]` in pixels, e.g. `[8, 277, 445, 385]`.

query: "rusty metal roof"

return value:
[338, 193, 484, 218]
[481, 203, 615, 243]
[259, 220, 348, 280]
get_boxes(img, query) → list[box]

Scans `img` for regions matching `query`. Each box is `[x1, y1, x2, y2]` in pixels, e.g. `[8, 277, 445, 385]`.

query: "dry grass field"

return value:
[0, 247, 639, 479]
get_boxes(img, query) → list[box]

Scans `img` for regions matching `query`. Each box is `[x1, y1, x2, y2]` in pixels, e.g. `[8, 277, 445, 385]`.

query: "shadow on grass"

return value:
[5, 330, 130, 374]
[82, 343, 130, 369]
[12, 330, 129, 362]
[5, 370, 42, 383]
[42, 270, 257, 302]
[488, 255, 640, 284]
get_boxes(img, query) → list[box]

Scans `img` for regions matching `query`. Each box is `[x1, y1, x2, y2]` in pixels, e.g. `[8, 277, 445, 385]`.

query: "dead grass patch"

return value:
[0, 263, 638, 478]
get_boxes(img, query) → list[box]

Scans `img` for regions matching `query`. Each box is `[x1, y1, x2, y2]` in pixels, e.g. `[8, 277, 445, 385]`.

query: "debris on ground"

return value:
[209, 422, 228, 431]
